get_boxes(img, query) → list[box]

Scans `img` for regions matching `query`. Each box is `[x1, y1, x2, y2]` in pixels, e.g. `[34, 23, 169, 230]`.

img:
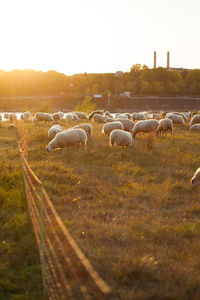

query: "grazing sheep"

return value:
[48, 125, 63, 139]
[116, 119, 135, 132]
[73, 123, 92, 137]
[156, 119, 173, 135]
[172, 112, 188, 122]
[132, 119, 159, 138]
[65, 113, 73, 122]
[191, 168, 200, 189]
[131, 113, 146, 121]
[140, 111, 150, 119]
[189, 124, 200, 132]
[57, 111, 64, 118]
[104, 111, 113, 118]
[4, 113, 9, 120]
[115, 114, 129, 120]
[46, 129, 87, 151]
[152, 113, 160, 120]
[93, 114, 108, 123]
[184, 111, 191, 119]
[102, 121, 124, 136]
[22, 111, 31, 121]
[33, 112, 55, 124]
[110, 129, 132, 147]
[190, 114, 200, 127]
[166, 113, 184, 126]
[52, 113, 61, 122]
[74, 112, 89, 120]
[89, 110, 104, 120]
[9, 113, 17, 122]
[104, 117, 115, 123]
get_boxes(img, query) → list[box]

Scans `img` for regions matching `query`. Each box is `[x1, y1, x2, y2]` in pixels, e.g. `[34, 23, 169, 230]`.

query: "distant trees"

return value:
[0, 66, 199, 98]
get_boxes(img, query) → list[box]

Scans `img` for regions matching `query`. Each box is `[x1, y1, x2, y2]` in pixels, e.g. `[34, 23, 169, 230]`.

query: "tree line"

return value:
[0, 65, 200, 97]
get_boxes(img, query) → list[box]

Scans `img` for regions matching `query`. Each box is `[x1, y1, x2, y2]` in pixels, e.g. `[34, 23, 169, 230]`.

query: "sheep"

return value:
[74, 111, 89, 120]
[4, 113, 9, 120]
[93, 114, 108, 123]
[57, 111, 64, 118]
[152, 113, 160, 120]
[48, 125, 63, 139]
[23, 111, 31, 121]
[131, 113, 146, 121]
[156, 119, 173, 135]
[191, 168, 200, 189]
[190, 114, 200, 127]
[189, 124, 200, 132]
[172, 112, 189, 122]
[52, 113, 61, 122]
[132, 119, 159, 138]
[33, 112, 55, 124]
[115, 114, 129, 120]
[71, 112, 80, 122]
[9, 113, 17, 122]
[110, 129, 132, 147]
[140, 111, 150, 119]
[104, 111, 113, 118]
[46, 128, 87, 151]
[104, 117, 115, 123]
[102, 121, 124, 136]
[89, 110, 104, 120]
[116, 119, 135, 133]
[165, 113, 184, 126]
[184, 111, 191, 119]
[73, 123, 92, 137]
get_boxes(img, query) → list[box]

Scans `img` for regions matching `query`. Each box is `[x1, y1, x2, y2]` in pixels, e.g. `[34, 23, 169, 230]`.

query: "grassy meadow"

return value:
[1, 117, 200, 299]
[0, 123, 44, 300]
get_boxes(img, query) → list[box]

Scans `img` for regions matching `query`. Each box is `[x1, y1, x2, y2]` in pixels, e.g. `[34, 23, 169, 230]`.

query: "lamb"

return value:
[191, 168, 200, 189]
[93, 114, 108, 123]
[52, 112, 61, 122]
[156, 119, 173, 135]
[165, 113, 184, 126]
[48, 125, 63, 139]
[116, 119, 135, 133]
[110, 129, 132, 147]
[190, 115, 200, 127]
[102, 121, 124, 136]
[131, 113, 146, 121]
[46, 128, 87, 151]
[33, 112, 55, 124]
[73, 123, 92, 137]
[189, 124, 200, 132]
[132, 119, 159, 138]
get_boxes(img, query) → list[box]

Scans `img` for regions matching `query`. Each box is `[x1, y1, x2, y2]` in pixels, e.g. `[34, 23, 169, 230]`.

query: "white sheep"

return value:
[190, 115, 200, 127]
[104, 111, 113, 118]
[189, 124, 200, 132]
[110, 129, 132, 147]
[73, 123, 92, 137]
[46, 128, 87, 151]
[115, 113, 128, 120]
[172, 112, 188, 122]
[4, 113, 9, 120]
[74, 111, 88, 120]
[52, 112, 61, 122]
[102, 121, 124, 136]
[94, 114, 108, 123]
[116, 119, 135, 133]
[131, 113, 146, 121]
[48, 125, 63, 139]
[184, 111, 191, 119]
[65, 113, 73, 123]
[132, 119, 159, 138]
[89, 110, 104, 120]
[33, 112, 55, 124]
[21, 111, 31, 121]
[191, 168, 200, 189]
[57, 111, 64, 118]
[156, 119, 173, 135]
[165, 113, 184, 126]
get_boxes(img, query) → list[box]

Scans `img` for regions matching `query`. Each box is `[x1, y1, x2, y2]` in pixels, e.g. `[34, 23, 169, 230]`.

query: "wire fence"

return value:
[17, 124, 114, 300]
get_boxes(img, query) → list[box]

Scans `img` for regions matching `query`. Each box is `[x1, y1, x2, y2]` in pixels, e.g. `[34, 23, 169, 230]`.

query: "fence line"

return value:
[17, 123, 113, 300]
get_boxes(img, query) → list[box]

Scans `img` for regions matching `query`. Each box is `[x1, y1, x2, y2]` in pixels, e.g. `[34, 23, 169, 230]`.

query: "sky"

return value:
[0, 0, 200, 75]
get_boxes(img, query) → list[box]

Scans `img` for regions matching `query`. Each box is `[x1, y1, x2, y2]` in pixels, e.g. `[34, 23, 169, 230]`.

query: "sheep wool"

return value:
[46, 129, 87, 151]
[102, 121, 124, 136]
[132, 119, 159, 138]
[110, 129, 132, 147]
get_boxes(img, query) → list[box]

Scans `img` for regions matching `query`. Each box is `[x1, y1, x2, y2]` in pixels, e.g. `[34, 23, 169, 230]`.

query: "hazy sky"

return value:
[0, 0, 199, 75]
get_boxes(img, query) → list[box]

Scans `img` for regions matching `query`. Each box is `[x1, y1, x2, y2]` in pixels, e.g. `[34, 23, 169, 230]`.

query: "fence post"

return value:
[40, 184, 47, 297]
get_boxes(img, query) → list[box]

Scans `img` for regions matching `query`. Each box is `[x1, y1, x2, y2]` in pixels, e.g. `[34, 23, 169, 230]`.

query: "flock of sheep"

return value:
[2, 109, 200, 189]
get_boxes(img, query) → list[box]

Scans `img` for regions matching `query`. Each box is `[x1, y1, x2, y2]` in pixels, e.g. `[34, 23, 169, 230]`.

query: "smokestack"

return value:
[154, 51, 156, 69]
[167, 51, 170, 69]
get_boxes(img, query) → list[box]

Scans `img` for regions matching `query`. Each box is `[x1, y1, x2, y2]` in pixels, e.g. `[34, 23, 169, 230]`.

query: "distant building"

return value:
[120, 91, 131, 98]
[93, 94, 103, 98]
[115, 71, 124, 77]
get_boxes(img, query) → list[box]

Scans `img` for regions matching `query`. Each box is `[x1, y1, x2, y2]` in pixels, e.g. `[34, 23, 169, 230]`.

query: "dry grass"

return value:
[3, 119, 200, 299]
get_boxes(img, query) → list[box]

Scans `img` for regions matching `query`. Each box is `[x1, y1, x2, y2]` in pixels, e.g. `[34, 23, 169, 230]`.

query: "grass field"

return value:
[1, 119, 200, 299]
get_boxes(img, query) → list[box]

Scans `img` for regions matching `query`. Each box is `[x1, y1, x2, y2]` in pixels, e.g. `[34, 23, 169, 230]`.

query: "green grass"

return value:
[0, 123, 44, 300]
[2, 119, 200, 299]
